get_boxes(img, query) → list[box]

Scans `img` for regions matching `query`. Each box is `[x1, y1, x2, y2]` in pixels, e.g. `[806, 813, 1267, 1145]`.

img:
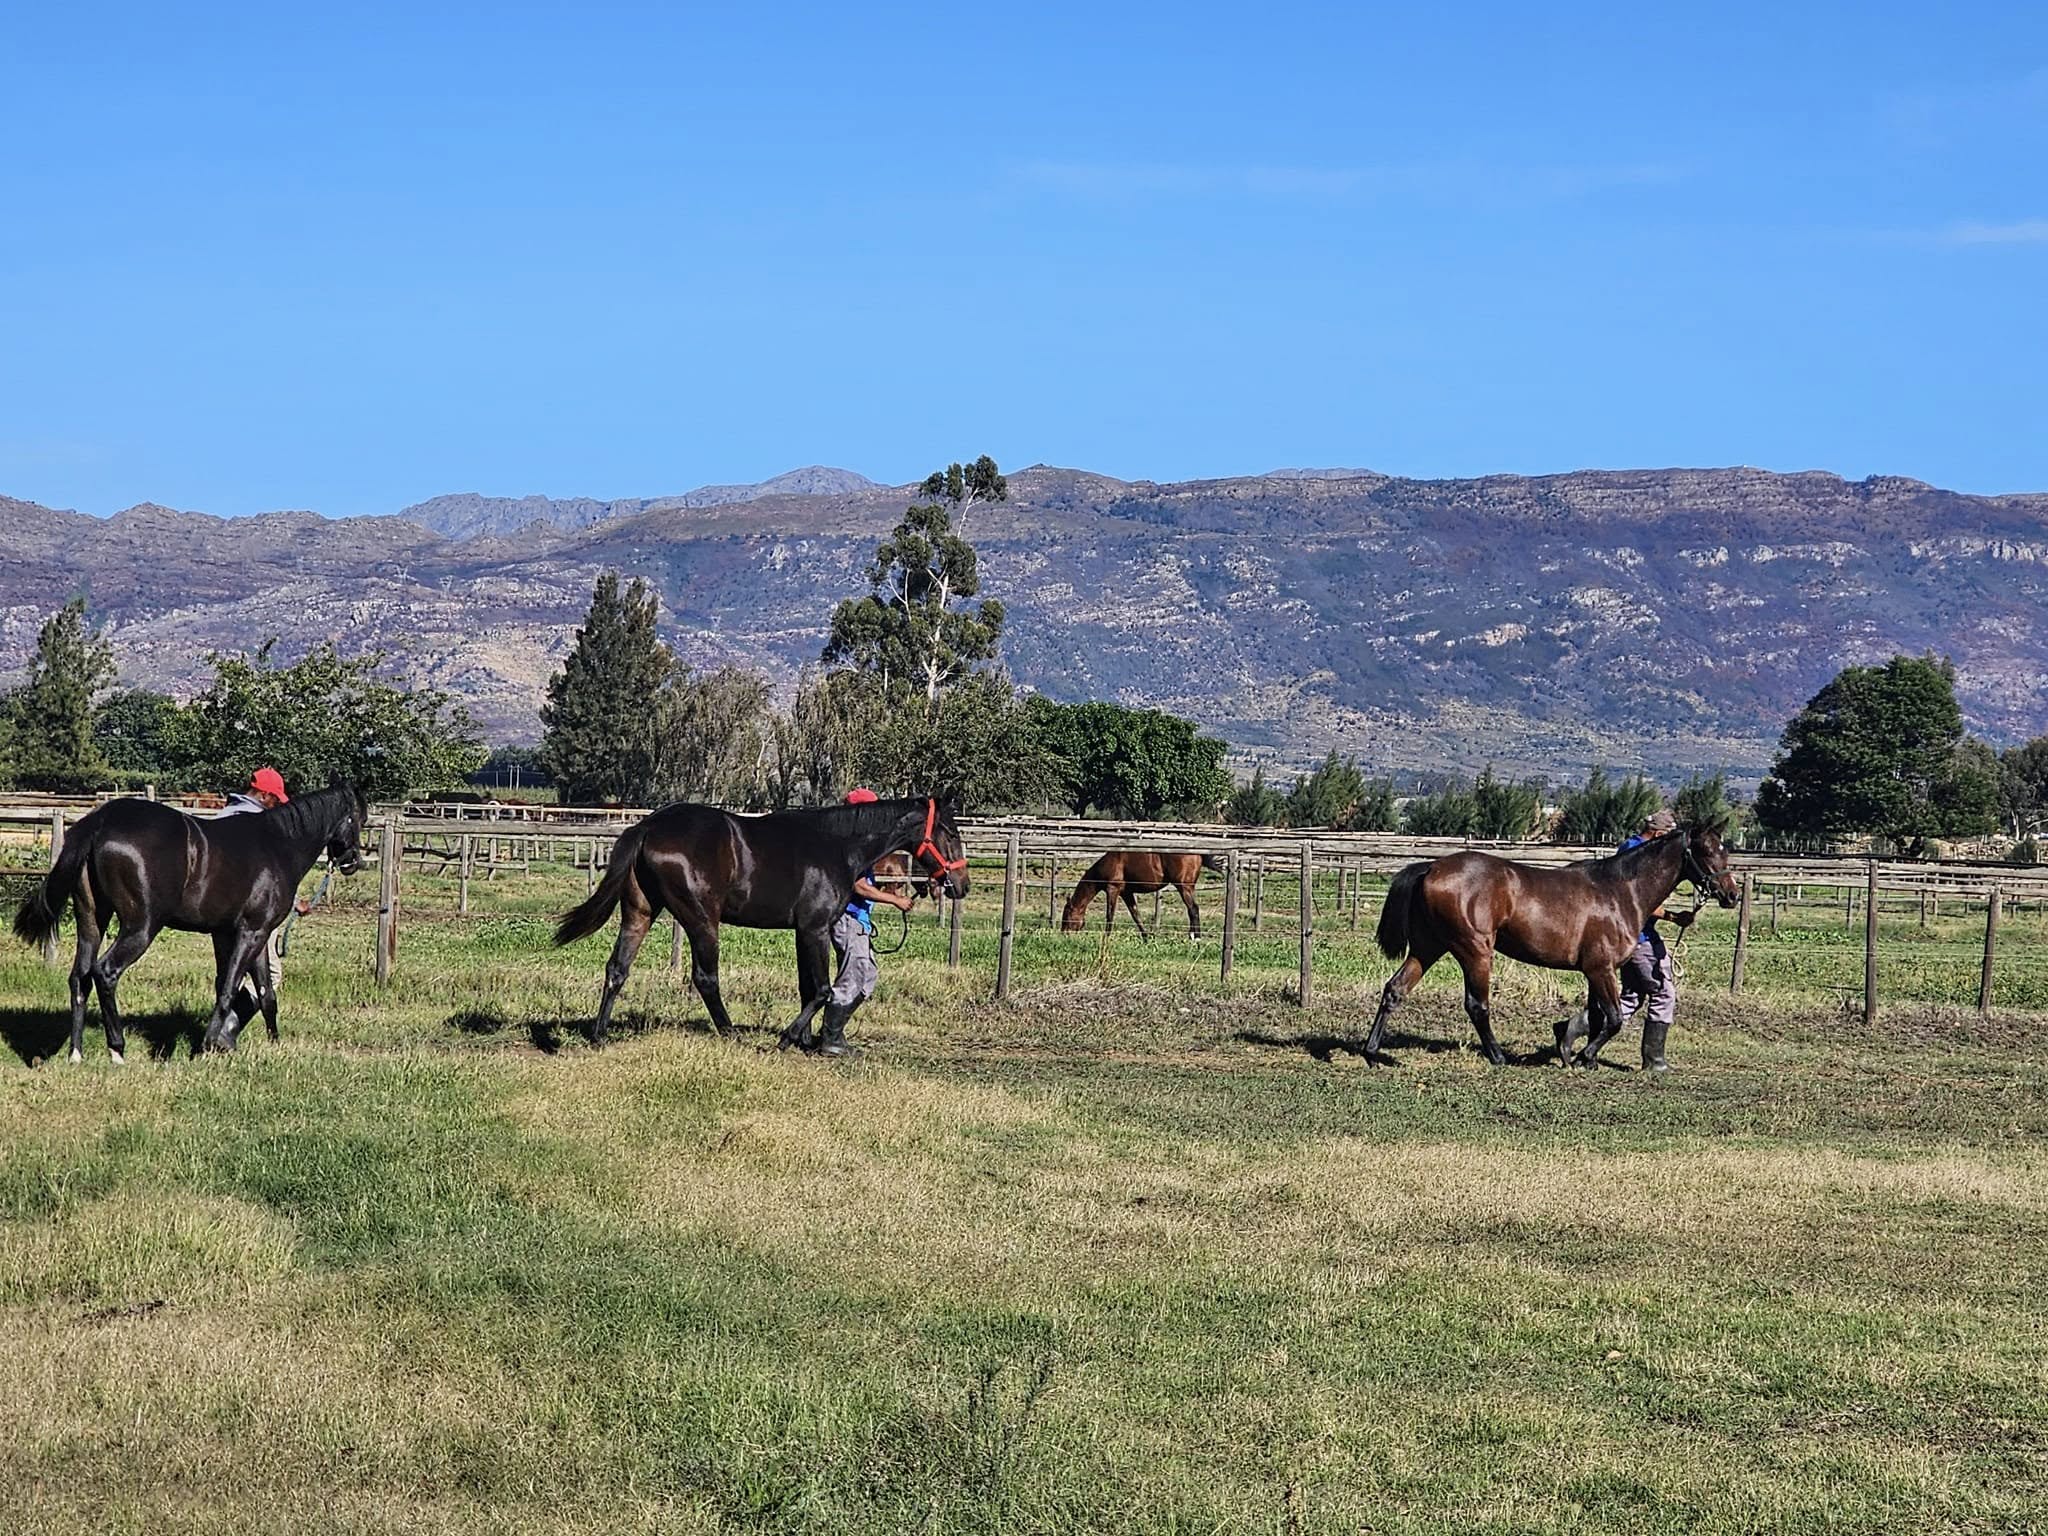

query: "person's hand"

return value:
[1667, 908, 1697, 929]
[894, 891, 917, 912]
[295, 898, 312, 916]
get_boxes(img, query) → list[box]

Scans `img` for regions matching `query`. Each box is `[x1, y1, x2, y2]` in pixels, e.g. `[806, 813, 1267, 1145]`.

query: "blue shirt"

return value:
[1619, 835, 1654, 941]
[845, 867, 875, 934]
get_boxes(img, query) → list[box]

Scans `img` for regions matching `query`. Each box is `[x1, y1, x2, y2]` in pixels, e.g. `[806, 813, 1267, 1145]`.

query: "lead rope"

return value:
[277, 862, 335, 958]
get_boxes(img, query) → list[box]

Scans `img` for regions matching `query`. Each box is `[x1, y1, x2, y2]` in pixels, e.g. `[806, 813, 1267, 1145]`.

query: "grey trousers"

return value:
[828, 912, 879, 1006]
[1618, 930, 1676, 1032]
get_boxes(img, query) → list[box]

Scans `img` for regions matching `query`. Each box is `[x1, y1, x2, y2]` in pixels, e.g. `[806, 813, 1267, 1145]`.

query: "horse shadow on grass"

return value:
[446, 1007, 777, 1054]
[1234, 1027, 1588, 1070]
[0, 1006, 209, 1067]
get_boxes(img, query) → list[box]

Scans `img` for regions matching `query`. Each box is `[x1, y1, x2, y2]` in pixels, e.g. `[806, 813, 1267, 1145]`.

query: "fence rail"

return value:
[6, 798, 2045, 1020]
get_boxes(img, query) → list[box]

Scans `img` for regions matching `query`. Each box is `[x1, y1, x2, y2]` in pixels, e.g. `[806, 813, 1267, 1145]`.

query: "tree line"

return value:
[5, 460, 2047, 855]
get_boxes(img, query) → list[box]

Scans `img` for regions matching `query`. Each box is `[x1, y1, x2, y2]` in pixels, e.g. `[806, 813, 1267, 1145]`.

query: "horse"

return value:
[1060, 851, 1220, 939]
[1365, 824, 1737, 1067]
[552, 796, 968, 1051]
[9, 782, 368, 1062]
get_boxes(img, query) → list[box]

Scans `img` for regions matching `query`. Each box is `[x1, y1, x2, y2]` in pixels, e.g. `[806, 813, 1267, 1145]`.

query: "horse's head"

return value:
[1059, 892, 1088, 932]
[1682, 823, 1738, 908]
[912, 797, 970, 900]
[326, 777, 368, 876]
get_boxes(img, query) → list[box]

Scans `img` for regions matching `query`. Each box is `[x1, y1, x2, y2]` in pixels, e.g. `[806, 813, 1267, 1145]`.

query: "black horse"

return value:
[1367, 824, 1738, 1068]
[10, 783, 367, 1061]
[553, 796, 969, 1050]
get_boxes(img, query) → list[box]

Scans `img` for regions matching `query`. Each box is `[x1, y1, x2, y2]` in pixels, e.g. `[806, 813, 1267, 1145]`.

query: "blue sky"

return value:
[4, 2, 2044, 515]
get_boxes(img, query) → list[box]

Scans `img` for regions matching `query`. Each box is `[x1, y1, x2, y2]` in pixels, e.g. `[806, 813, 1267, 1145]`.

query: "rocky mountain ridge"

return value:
[4, 465, 2044, 783]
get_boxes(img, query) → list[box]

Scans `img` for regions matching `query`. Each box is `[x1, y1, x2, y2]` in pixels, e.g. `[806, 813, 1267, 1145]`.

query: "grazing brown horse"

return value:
[1061, 851, 1220, 939]
[1367, 825, 1737, 1067]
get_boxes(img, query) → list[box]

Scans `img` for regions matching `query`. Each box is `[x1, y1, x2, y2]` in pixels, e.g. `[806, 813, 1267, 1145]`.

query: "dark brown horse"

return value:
[1061, 851, 1219, 939]
[553, 796, 967, 1051]
[1367, 825, 1737, 1067]
[10, 784, 367, 1061]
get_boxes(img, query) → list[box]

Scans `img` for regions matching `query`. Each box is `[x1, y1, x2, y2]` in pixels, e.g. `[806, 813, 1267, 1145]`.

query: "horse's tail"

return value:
[553, 821, 649, 946]
[12, 820, 92, 951]
[1375, 860, 1432, 960]
[1200, 853, 1224, 874]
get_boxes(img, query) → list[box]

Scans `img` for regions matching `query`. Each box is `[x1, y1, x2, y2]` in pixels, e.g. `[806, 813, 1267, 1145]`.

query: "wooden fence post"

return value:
[1221, 850, 1240, 981]
[1730, 873, 1753, 993]
[1047, 854, 1059, 926]
[1297, 841, 1313, 1009]
[1349, 858, 1360, 930]
[1979, 889, 2001, 1016]
[1770, 888, 1780, 936]
[458, 833, 472, 916]
[948, 890, 963, 971]
[995, 832, 1020, 1000]
[1862, 859, 1879, 1028]
[375, 818, 400, 985]
[41, 811, 65, 964]
[1253, 857, 1265, 931]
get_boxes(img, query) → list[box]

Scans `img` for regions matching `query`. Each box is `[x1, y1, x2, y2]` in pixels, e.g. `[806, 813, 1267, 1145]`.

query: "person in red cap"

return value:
[217, 767, 311, 1027]
[821, 787, 913, 1058]
[224, 766, 290, 814]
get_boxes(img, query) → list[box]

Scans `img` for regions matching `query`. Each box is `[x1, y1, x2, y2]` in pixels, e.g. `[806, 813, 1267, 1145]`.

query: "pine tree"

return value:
[3, 598, 116, 790]
[540, 574, 677, 804]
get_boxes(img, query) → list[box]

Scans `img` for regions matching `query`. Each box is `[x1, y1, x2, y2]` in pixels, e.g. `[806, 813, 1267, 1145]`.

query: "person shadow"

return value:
[0, 1006, 208, 1066]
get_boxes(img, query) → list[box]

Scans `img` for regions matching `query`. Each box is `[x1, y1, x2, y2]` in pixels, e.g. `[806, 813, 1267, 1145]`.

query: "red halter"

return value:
[912, 798, 968, 876]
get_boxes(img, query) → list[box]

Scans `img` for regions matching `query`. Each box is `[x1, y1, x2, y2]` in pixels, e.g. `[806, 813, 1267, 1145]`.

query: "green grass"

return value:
[1, 858, 2045, 1533]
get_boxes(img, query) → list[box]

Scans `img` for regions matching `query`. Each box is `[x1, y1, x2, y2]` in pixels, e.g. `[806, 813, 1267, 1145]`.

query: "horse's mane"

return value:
[267, 784, 358, 842]
[1587, 826, 1687, 874]
[784, 798, 935, 837]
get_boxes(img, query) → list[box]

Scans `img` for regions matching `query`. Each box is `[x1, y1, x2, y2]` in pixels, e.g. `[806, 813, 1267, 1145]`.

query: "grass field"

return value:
[2, 855, 2045, 1534]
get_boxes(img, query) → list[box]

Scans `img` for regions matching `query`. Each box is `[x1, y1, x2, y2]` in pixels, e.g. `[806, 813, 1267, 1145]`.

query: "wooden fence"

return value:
[7, 800, 2045, 1020]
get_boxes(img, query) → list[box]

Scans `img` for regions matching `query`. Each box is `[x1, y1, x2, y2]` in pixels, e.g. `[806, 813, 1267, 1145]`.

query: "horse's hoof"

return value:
[109, 1050, 125, 1067]
[68, 1048, 82, 1065]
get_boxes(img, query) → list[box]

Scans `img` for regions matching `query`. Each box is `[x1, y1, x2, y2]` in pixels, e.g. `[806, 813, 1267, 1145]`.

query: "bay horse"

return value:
[553, 796, 968, 1050]
[1366, 825, 1737, 1067]
[10, 783, 367, 1061]
[1060, 851, 1219, 939]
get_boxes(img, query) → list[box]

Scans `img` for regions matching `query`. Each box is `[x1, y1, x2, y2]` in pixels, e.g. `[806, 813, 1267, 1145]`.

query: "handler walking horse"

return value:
[10, 783, 367, 1060]
[1060, 851, 1219, 939]
[554, 797, 968, 1050]
[1366, 825, 1737, 1067]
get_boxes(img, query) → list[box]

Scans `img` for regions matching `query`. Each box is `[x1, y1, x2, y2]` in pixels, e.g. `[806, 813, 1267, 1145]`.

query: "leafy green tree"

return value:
[95, 689, 192, 785]
[823, 456, 1007, 708]
[1471, 767, 1544, 840]
[540, 573, 677, 804]
[1755, 655, 1999, 855]
[1226, 764, 1287, 827]
[654, 665, 772, 806]
[1286, 752, 1363, 828]
[1345, 776, 1399, 832]
[1403, 784, 1478, 837]
[766, 668, 869, 808]
[182, 642, 483, 800]
[2, 598, 117, 790]
[1028, 698, 1231, 819]
[852, 672, 1057, 812]
[1553, 767, 1663, 846]
[1998, 737, 2048, 839]
[1672, 771, 1737, 836]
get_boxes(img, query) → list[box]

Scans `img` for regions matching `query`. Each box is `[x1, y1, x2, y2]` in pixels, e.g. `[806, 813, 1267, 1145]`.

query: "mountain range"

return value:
[4, 464, 2045, 783]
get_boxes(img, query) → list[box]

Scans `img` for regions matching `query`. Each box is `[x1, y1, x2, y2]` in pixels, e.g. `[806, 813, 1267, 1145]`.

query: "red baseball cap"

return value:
[844, 787, 879, 804]
[250, 767, 289, 803]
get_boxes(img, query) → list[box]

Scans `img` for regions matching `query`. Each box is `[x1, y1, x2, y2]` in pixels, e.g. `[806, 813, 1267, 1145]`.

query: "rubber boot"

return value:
[1640, 1016, 1671, 1074]
[816, 1002, 861, 1061]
